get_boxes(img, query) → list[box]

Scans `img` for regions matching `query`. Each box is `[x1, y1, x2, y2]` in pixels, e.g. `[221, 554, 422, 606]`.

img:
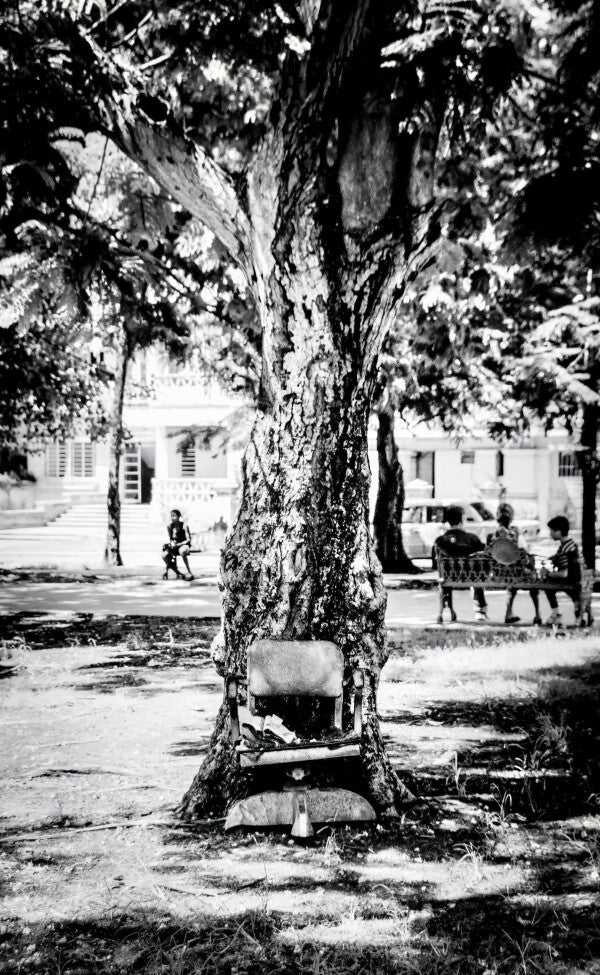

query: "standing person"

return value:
[542, 516, 582, 626]
[434, 505, 488, 621]
[487, 503, 541, 625]
[162, 509, 194, 580]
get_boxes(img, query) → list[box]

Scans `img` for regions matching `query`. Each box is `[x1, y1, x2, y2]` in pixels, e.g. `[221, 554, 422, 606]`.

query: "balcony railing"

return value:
[151, 477, 239, 529]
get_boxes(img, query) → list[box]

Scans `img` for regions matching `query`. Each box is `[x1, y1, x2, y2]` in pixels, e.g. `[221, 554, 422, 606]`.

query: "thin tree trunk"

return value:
[373, 402, 421, 574]
[580, 403, 598, 571]
[104, 331, 130, 567]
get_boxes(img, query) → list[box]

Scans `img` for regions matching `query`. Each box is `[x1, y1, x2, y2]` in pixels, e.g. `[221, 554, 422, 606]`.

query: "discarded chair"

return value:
[224, 639, 376, 834]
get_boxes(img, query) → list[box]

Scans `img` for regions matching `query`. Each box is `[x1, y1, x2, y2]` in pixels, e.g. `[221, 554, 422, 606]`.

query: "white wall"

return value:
[433, 449, 496, 499]
[163, 432, 227, 478]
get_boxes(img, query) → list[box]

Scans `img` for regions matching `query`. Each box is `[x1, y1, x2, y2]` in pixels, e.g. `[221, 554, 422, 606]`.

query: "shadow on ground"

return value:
[0, 615, 599, 974]
[1, 896, 599, 975]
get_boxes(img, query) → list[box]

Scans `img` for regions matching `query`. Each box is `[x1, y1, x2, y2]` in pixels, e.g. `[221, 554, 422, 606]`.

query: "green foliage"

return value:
[0, 248, 108, 446]
[1, 0, 599, 456]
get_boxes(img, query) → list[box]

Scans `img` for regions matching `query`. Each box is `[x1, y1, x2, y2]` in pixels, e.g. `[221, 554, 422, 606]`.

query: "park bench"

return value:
[434, 537, 594, 626]
[224, 639, 376, 835]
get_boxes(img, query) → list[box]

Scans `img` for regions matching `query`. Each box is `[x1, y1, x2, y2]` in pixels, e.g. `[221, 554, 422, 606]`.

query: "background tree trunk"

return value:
[373, 402, 421, 574]
[580, 402, 598, 571]
[104, 331, 130, 567]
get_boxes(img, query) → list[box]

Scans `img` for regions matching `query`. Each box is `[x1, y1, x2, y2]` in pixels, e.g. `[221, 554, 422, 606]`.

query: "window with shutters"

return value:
[558, 451, 580, 477]
[71, 442, 95, 478]
[180, 445, 197, 478]
[46, 443, 67, 478]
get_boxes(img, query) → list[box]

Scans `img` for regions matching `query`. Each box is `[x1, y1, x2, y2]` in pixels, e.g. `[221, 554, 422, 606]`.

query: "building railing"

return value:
[125, 372, 246, 406]
[151, 477, 239, 529]
[156, 374, 245, 401]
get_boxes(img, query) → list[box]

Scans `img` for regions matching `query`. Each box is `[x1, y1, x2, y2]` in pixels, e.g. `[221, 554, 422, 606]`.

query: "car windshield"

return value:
[471, 502, 495, 521]
[426, 507, 447, 523]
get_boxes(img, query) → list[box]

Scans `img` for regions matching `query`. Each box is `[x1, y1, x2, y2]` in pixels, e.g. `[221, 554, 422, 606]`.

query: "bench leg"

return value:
[437, 586, 445, 624]
[438, 587, 456, 624]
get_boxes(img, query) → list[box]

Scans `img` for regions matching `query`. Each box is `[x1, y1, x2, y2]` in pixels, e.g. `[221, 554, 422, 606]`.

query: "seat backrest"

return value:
[488, 537, 521, 566]
[247, 640, 343, 698]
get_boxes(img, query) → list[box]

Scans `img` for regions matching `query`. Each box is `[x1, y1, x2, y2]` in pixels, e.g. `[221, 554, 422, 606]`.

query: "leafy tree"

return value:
[374, 0, 600, 579]
[0, 113, 251, 562]
[0, 0, 557, 816]
[489, 253, 600, 569]
[475, 0, 600, 568]
[373, 228, 503, 572]
[0, 239, 109, 454]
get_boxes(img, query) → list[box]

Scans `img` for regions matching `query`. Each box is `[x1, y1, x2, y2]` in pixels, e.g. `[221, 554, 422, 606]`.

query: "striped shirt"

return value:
[551, 537, 580, 583]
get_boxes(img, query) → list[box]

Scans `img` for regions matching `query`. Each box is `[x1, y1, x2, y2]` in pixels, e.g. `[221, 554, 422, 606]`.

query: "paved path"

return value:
[0, 504, 594, 625]
[0, 575, 594, 626]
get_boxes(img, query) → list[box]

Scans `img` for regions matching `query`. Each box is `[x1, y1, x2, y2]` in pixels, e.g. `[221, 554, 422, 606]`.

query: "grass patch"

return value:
[1, 899, 599, 975]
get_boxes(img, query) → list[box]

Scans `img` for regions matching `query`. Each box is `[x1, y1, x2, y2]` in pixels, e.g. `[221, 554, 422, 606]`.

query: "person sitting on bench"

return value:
[434, 505, 488, 622]
[162, 509, 194, 580]
[542, 515, 581, 626]
[487, 502, 541, 626]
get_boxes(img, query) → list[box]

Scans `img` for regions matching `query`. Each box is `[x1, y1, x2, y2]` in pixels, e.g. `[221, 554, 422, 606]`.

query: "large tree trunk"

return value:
[181, 358, 411, 819]
[373, 401, 421, 574]
[180, 131, 415, 817]
[104, 331, 130, 567]
[580, 403, 598, 571]
[177, 5, 438, 823]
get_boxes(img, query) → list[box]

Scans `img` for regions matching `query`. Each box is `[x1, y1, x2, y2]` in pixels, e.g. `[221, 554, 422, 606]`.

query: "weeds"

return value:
[456, 841, 485, 880]
[3, 901, 598, 975]
[447, 751, 466, 796]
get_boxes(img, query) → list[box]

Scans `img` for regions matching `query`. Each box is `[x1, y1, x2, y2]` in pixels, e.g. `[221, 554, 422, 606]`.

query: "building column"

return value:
[535, 448, 553, 528]
[64, 439, 73, 481]
[154, 427, 169, 479]
[151, 427, 169, 521]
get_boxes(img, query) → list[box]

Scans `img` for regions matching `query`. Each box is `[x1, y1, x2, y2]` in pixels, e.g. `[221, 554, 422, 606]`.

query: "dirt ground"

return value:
[0, 611, 599, 974]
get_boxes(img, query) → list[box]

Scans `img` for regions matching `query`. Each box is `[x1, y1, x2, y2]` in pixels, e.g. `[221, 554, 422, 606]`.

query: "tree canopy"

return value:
[2, 0, 600, 817]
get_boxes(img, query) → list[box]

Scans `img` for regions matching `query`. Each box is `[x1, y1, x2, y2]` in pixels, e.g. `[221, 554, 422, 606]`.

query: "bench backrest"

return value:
[247, 640, 343, 698]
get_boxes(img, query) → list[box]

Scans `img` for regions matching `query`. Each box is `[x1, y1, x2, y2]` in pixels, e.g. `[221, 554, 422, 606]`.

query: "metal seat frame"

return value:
[226, 639, 365, 768]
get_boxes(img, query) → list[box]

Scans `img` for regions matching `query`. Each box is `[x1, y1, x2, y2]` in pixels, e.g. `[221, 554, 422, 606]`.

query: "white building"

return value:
[22, 351, 586, 533]
[390, 418, 586, 528]
[26, 349, 247, 530]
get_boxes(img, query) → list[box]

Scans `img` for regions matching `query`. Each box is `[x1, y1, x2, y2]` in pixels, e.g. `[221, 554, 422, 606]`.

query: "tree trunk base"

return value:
[179, 705, 415, 822]
[104, 551, 124, 567]
[380, 555, 423, 575]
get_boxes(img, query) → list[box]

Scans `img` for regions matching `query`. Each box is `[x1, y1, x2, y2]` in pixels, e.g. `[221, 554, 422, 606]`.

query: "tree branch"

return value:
[297, 0, 322, 35]
[47, 16, 254, 278]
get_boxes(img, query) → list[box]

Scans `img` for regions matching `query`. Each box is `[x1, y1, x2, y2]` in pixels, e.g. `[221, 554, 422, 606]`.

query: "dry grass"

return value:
[1, 618, 599, 974]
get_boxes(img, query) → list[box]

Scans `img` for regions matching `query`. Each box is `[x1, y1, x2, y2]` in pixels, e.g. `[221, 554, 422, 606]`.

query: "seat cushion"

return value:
[247, 640, 343, 697]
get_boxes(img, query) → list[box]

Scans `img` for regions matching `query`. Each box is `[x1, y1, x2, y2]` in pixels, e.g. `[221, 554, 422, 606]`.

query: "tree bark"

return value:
[180, 357, 411, 819]
[181, 114, 415, 816]
[104, 331, 130, 567]
[52, 3, 441, 820]
[373, 401, 421, 574]
[580, 403, 598, 571]
[176, 4, 437, 823]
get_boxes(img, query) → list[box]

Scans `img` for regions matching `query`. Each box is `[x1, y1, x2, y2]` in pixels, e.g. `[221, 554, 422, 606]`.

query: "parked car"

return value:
[402, 499, 540, 560]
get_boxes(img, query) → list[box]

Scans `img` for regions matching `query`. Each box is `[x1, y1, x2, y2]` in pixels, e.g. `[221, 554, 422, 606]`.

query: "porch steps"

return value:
[0, 503, 224, 568]
[0, 504, 165, 559]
